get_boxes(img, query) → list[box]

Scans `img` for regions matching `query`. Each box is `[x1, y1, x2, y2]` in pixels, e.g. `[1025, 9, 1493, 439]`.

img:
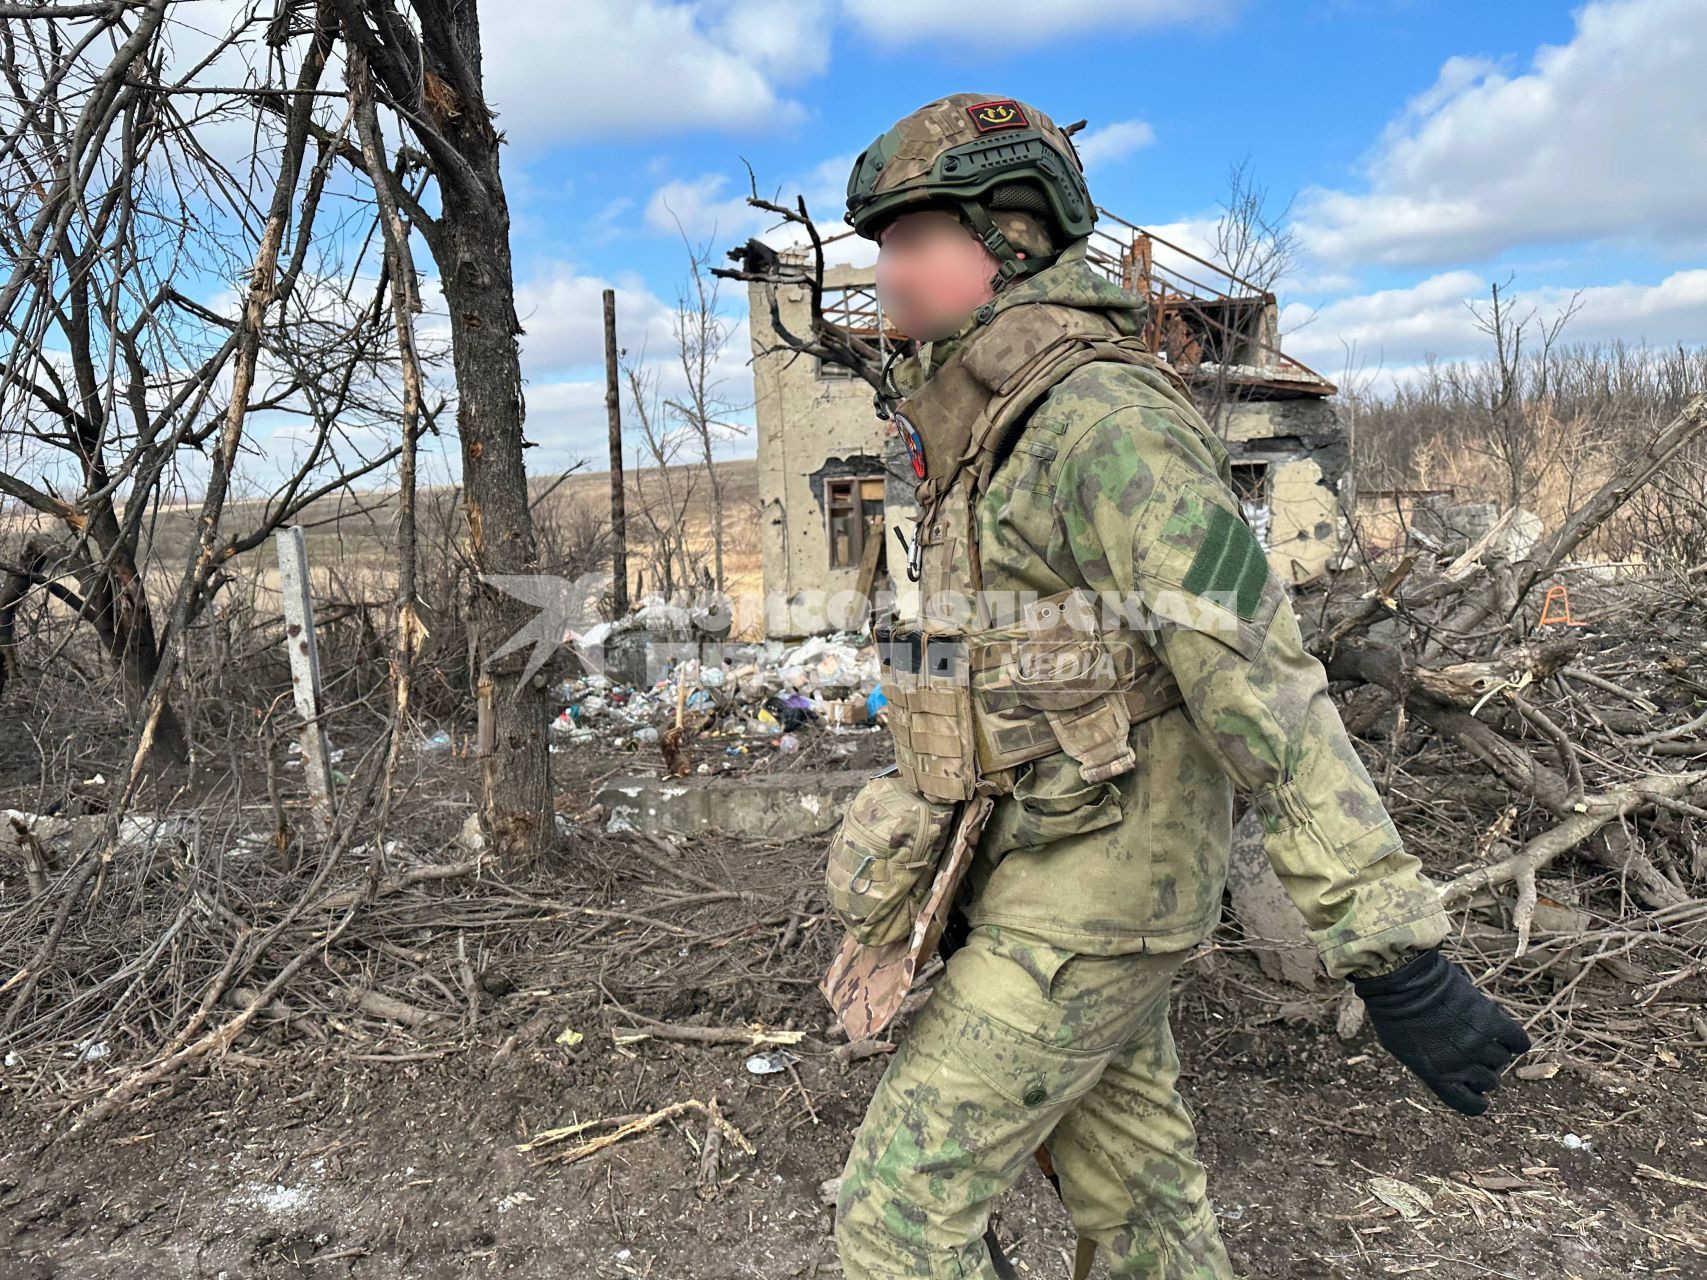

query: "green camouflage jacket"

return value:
[898, 238, 1451, 981]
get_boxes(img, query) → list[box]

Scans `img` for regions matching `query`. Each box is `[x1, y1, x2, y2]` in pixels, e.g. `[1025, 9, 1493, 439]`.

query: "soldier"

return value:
[823, 94, 1533, 1280]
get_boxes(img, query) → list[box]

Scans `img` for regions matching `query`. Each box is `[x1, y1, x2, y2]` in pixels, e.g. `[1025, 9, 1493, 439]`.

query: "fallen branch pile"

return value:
[1247, 394, 1707, 1065]
[0, 793, 817, 1131]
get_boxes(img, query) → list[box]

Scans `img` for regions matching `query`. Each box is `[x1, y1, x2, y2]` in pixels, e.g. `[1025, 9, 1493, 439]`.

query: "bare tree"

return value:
[665, 231, 749, 593]
[346, 40, 431, 836]
[1463, 277, 1585, 511]
[622, 349, 701, 601]
[1211, 157, 1299, 298]
[1199, 157, 1300, 438]
[0, 2, 399, 776]
[712, 180, 891, 389]
[330, 0, 552, 860]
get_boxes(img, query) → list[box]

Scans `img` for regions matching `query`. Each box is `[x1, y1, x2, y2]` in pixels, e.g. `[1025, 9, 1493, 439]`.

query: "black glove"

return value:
[1352, 946, 1532, 1116]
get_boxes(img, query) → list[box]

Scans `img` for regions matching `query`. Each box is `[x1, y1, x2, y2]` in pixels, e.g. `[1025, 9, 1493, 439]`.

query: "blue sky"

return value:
[469, 0, 1705, 474]
[121, 0, 1682, 487]
[18, 1, 1704, 493]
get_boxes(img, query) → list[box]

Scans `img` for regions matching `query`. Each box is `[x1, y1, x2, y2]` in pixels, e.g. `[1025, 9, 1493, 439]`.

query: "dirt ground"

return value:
[4, 711, 1707, 1280]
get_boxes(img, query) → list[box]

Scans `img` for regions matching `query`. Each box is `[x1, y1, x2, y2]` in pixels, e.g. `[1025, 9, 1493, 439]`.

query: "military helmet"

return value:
[845, 93, 1095, 285]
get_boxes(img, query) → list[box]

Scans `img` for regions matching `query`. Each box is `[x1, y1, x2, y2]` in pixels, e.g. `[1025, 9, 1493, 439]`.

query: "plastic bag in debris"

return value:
[576, 621, 615, 650]
[546, 615, 887, 749]
[691, 592, 734, 639]
[733, 667, 778, 702]
[764, 694, 816, 732]
[745, 1049, 800, 1075]
[552, 709, 599, 741]
[775, 633, 878, 693]
[634, 602, 693, 634]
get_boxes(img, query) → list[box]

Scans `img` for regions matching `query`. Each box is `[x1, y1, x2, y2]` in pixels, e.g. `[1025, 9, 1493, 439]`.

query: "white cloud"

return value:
[1128, 216, 1221, 267]
[840, 0, 1239, 47]
[1287, 267, 1359, 296]
[707, 0, 833, 79]
[1093, 214, 1245, 292]
[1279, 270, 1487, 370]
[478, 0, 833, 147]
[522, 315, 757, 470]
[1279, 267, 1707, 375]
[789, 151, 864, 227]
[645, 174, 772, 241]
[750, 149, 880, 266]
[517, 379, 617, 469]
[1296, 0, 1707, 267]
[1073, 119, 1156, 173]
[509, 267, 679, 377]
[642, 149, 869, 263]
[508, 265, 758, 470]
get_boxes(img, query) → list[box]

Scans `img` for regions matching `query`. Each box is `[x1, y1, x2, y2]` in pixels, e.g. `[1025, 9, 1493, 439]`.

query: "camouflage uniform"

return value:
[829, 95, 1453, 1280]
[940, 239, 1450, 974]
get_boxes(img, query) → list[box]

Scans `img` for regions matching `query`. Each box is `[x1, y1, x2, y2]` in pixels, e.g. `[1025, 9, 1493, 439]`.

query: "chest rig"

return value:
[821, 297, 1195, 1046]
[873, 298, 1190, 806]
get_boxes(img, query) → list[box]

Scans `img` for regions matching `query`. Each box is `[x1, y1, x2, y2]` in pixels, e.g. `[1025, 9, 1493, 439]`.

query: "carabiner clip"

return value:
[892, 522, 923, 582]
[872, 347, 905, 421]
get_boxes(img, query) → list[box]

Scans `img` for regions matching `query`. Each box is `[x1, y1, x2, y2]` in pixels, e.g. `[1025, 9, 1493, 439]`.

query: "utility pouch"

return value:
[875, 610, 979, 803]
[825, 771, 958, 947]
[970, 591, 1148, 782]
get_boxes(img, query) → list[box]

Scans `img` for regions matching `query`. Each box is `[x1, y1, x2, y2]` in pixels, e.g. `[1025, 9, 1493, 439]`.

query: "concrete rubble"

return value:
[594, 770, 871, 841]
[1407, 497, 1544, 560]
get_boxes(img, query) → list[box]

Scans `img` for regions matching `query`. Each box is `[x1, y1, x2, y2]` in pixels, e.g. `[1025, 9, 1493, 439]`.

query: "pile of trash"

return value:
[571, 589, 735, 687]
[550, 631, 888, 755]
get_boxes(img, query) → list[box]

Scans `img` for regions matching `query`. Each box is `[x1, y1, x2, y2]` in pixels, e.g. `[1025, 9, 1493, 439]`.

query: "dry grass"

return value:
[6, 457, 767, 637]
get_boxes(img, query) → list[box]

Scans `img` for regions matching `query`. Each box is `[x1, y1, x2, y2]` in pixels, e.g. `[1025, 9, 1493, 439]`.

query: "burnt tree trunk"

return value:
[440, 173, 552, 859]
[336, 0, 552, 860]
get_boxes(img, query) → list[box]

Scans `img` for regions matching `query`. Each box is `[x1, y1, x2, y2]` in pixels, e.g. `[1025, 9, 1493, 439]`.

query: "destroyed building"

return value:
[747, 209, 1345, 639]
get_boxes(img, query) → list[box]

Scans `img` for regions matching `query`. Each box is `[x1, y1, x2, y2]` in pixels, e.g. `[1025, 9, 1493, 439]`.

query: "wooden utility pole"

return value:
[603, 288, 629, 616]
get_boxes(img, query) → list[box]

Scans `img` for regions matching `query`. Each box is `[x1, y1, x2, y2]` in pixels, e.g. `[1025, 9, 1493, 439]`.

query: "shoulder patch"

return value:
[1181, 502, 1270, 622]
[1138, 451, 1278, 645]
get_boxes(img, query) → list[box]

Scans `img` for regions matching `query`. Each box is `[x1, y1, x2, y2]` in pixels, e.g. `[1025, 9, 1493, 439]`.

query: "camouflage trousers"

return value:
[833, 924, 1235, 1279]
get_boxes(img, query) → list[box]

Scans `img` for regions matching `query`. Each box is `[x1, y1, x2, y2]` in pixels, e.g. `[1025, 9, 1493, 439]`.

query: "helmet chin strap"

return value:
[957, 200, 1045, 294]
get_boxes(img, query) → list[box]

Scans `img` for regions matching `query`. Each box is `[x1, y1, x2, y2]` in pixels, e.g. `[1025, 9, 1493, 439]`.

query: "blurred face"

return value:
[874, 208, 1011, 343]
